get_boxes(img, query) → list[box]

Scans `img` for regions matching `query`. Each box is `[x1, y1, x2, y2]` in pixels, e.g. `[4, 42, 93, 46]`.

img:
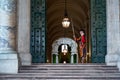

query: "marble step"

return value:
[0, 64, 120, 80]
[1, 73, 120, 77]
[20, 66, 118, 70]
[19, 69, 119, 73]
[20, 64, 118, 70]
[0, 75, 120, 80]
[1, 79, 120, 80]
[0, 79, 120, 80]
[22, 63, 109, 67]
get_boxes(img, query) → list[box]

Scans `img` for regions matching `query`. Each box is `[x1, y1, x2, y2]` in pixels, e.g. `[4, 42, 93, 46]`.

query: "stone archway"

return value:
[52, 38, 78, 63]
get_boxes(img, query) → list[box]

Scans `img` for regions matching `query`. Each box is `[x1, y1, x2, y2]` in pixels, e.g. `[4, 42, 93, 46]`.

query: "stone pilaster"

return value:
[117, 0, 120, 71]
[56, 54, 59, 63]
[51, 52, 58, 63]
[106, 0, 120, 66]
[17, 0, 31, 65]
[0, 0, 18, 73]
[71, 54, 74, 63]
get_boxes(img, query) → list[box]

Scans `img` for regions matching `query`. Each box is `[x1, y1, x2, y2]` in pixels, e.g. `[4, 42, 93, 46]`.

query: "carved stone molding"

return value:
[52, 38, 78, 63]
[52, 38, 78, 54]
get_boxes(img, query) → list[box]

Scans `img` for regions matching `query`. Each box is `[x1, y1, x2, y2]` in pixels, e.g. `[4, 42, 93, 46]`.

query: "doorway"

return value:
[46, 0, 91, 63]
[58, 44, 71, 63]
[30, 0, 107, 63]
[51, 38, 78, 63]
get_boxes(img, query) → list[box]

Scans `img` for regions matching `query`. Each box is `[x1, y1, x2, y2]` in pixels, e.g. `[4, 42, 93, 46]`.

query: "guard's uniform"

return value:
[74, 35, 86, 62]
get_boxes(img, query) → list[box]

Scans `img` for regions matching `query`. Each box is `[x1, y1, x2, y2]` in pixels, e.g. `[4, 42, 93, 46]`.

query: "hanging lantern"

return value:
[62, 17, 70, 28]
[62, 0, 70, 28]
[61, 44, 68, 55]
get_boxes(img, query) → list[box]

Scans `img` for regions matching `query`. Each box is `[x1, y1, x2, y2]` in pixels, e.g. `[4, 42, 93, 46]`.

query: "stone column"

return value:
[0, 0, 18, 73]
[17, 0, 31, 65]
[76, 53, 78, 63]
[71, 44, 78, 63]
[56, 54, 59, 63]
[71, 54, 74, 63]
[117, 0, 120, 71]
[51, 53, 58, 63]
[106, 0, 120, 66]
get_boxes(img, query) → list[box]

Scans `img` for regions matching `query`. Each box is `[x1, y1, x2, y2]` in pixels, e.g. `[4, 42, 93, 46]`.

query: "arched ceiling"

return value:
[46, 0, 90, 59]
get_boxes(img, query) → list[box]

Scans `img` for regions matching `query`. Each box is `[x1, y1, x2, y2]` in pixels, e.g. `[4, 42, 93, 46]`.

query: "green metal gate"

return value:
[30, 0, 46, 63]
[91, 0, 107, 63]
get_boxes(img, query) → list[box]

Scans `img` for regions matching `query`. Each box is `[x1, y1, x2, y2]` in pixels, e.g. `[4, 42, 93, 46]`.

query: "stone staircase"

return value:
[0, 64, 120, 80]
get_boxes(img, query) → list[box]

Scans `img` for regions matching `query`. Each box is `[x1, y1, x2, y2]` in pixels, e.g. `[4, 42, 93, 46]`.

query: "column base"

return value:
[0, 51, 18, 73]
[19, 52, 31, 65]
[117, 56, 120, 71]
[105, 54, 119, 66]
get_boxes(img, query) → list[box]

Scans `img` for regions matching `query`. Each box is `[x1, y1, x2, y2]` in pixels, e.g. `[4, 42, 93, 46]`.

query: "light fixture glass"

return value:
[62, 17, 70, 28]
[62, 0, 70, 28]
[62, 44, 68, 55]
